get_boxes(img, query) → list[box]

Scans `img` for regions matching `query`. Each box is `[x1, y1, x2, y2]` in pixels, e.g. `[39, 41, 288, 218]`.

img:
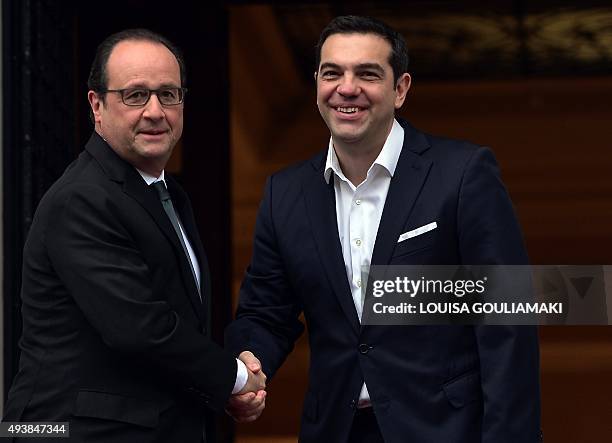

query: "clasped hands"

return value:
[226, 351, 267, 423]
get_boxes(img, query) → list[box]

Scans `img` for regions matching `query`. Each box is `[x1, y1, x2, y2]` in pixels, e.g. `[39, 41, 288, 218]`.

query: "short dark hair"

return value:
[87, 28, 186, 112]
[315, 15, 409, 84]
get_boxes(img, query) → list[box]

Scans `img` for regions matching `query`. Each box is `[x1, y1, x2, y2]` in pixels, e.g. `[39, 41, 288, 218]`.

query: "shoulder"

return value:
[272, 152, 323, 181]
[405, 124, 498, 176]
[38, 151, 107, 206]
[399, 118, 483, 159]
[34, 151, 127, 230]
[423, 131, 486, 164]
[264, 151, 325, 193]
[430, 135, 497, 179]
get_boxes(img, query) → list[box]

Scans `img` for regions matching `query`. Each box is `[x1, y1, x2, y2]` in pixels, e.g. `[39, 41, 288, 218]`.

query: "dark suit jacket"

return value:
[226, 119, 541, 443]
[4, 133, 237, 442]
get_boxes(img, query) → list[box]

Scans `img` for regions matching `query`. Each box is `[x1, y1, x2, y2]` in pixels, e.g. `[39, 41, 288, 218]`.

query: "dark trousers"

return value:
[348, 408, 384, 443]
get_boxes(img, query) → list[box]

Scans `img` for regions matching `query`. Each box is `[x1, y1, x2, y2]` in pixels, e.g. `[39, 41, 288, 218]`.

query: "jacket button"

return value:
[350, 399, 357, 409]
[359, 343, 371, 354]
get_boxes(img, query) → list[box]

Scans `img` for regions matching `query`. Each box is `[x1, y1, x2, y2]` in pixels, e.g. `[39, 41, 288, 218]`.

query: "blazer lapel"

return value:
[123, 173, 206, 324]
[370, 121, 433, 267]
[303, 154, 360, 334]
[166, 177, 210, 327]
[85, 133, 206, 326]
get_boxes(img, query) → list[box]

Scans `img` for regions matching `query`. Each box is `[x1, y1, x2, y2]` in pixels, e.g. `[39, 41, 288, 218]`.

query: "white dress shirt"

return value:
[136, 169, 248, 394]
[323, 119, 405, 406]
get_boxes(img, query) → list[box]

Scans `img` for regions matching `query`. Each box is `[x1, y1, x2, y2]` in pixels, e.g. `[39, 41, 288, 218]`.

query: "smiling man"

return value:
[226, 16, 541, 443]
[3, 29, 265, 442]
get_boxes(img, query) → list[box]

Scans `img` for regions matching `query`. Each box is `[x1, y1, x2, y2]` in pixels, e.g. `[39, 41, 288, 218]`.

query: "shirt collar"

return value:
[324, 118, 405, 183]
[136, 168, 165, 186]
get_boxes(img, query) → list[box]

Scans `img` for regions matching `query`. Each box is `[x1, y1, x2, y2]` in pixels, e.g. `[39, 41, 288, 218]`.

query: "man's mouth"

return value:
[335, 106, 363, 114]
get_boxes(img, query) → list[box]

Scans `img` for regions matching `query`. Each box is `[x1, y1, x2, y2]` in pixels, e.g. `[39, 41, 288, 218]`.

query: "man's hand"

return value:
[227, 351, 267, 423]
[238, 351, 267, 394]
[226, 389, 266, 423]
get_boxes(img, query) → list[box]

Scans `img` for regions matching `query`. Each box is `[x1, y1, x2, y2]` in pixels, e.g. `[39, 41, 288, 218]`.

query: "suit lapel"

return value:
[85, 133, 206, 326]
[371, 121, 433, 267]
[303, 154, 360, 334]
[166, 177, 210, 328]
[123, 173, 207, 324]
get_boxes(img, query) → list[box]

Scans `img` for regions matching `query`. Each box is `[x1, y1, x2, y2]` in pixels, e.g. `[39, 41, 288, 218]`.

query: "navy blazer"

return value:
[4, 133, 237, 442]
[226, 119, 541, 443]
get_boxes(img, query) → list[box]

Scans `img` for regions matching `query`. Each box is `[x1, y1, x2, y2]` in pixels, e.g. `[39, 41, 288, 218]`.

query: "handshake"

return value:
[226, 351, 267, 423]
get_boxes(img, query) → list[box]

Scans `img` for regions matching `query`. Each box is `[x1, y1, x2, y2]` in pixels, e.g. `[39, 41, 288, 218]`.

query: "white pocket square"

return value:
[397, 222, 437, 243]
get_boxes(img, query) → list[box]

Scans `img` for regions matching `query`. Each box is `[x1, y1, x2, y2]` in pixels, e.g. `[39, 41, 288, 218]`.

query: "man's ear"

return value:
[87, 90, 103, 124]
[394, 73, 412, 109]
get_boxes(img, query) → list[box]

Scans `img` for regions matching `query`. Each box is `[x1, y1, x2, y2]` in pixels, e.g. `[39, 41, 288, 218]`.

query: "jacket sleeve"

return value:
[457, 147, 542, 443]
[225, 175, 305, 378]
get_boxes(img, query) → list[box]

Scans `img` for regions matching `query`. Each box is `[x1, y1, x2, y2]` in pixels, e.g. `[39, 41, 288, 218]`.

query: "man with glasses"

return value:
[3, 29, 265, 442]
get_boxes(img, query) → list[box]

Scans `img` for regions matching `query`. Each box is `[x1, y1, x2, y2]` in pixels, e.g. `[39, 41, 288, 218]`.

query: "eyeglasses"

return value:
[100, 87, 187, 106]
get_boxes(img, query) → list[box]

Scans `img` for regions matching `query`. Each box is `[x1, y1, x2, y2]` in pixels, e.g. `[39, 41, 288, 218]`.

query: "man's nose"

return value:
[336, 74, 360, 96]
[143, 93, 165, 119]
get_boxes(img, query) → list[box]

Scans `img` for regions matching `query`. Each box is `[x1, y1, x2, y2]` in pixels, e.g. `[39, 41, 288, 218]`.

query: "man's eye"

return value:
[361, 72, 380, 79]
[321, 71, 339, 78]
[125, 89, 148, 100]
[160, 89, 177, 99]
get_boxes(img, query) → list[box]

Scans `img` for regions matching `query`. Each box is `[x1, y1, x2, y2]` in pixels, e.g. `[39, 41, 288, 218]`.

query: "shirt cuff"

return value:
[232, 358, 249, 394]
